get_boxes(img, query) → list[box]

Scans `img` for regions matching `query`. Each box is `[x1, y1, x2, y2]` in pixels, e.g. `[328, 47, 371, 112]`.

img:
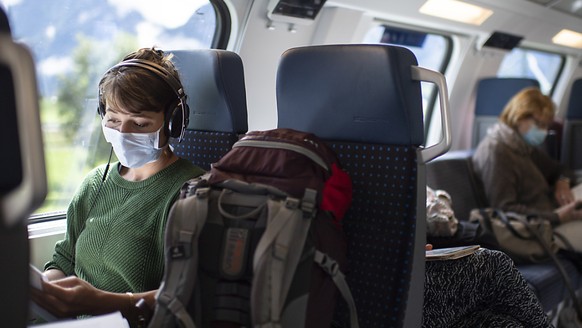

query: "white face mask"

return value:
[101, 121, 166, 168]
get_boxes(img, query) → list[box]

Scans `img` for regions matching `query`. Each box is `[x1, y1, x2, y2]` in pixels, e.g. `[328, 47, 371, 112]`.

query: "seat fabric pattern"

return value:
[518, 259, 581, 312]
[276, 44, 425, 328]
[329, 141, 417, 327]
[168, 49, 248, 171]
[172, 130, 239, 171]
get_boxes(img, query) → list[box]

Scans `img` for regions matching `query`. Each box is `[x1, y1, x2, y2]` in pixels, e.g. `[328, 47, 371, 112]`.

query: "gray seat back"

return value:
[170, 49, 248, 170]
[426, 150, 489, 221]
[1, 7, 46, 327]
[276, 44, 451, 328]
[472, 77, 540, 148]
[561, 78, 582, 174]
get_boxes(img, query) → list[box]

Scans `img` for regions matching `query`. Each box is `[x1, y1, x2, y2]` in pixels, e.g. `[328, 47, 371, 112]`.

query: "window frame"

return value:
[364, 21, 454, 144]
[210, 0, 231, 49]
[421, 35, 453, 141]
[497, 45, 566, 96]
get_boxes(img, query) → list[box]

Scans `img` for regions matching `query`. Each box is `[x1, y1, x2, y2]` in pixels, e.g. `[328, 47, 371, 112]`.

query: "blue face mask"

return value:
[522, 125, 548, 146]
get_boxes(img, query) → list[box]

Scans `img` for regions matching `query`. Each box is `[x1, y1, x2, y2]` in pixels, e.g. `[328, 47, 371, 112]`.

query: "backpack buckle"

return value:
[169, 243, 191, 259]
[301, 189, 317, 218]
[314, 251, 340, 277]
[285, 198, 300, 209]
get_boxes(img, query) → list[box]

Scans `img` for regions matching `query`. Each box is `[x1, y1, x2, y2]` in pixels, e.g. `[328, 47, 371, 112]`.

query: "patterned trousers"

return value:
[423, 248, 553, 328]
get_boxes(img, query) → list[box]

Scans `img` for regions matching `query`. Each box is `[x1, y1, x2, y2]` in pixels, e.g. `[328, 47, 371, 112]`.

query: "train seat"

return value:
[472, 77, 540, 148]
[426, 150, 582, 313]
[1, 7, 47, 326]
[426, 149, 487, 221]
[276, 44, 451, 328]
[169, 49, 248, 171]
[561, 78, 582, 179]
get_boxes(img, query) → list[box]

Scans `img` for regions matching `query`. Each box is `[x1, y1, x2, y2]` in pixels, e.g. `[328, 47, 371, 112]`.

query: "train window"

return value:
[497, 47, 565, 95]
[0, 0, 224, 220]
[364, 25, 452, 71]
[363, 24, 452, 145]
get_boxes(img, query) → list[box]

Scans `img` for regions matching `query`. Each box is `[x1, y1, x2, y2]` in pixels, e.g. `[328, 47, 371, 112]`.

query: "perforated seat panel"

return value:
[172, 130, 239, 171]
[330, 141, 417, 327]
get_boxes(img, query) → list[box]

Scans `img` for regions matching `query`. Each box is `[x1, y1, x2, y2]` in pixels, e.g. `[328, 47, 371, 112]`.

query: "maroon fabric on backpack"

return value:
[151, 129, 359, 328]
[205, 128, 353, 327]
[209, 128, 352, 223]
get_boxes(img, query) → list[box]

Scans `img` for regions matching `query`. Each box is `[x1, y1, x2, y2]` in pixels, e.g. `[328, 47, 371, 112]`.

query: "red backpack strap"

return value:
[321, 163, 352, 225]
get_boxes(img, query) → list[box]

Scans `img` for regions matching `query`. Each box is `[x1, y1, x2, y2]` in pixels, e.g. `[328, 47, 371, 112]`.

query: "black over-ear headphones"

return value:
[97, 58, 189, 141]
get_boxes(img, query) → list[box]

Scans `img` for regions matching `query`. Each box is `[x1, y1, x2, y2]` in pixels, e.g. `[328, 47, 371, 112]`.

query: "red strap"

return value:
[321, 163, 352, 224]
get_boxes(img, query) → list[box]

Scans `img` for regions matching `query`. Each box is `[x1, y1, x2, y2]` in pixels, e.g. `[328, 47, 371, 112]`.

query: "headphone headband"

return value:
[109, 59, 185, 98]
[98, 58, 189, 141]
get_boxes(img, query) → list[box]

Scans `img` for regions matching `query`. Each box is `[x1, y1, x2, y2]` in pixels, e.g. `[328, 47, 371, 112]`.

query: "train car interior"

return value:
[1, 0, 582, 327]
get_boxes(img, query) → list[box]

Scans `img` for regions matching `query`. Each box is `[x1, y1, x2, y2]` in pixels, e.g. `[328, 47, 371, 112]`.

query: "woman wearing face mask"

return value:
[30, 47, 205, 325]
[472, 87, 582, 228]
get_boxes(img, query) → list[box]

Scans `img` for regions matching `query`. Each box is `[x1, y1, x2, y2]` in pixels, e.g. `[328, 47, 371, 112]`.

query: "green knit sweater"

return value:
[45, 158, 204, 293]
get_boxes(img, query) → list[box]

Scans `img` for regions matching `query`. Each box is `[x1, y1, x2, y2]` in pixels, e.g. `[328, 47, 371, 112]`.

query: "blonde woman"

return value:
[473, 87, 582, 248]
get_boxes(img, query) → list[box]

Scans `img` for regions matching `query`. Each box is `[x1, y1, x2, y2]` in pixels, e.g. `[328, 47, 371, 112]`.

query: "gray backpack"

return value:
[149, 129, 358, 328]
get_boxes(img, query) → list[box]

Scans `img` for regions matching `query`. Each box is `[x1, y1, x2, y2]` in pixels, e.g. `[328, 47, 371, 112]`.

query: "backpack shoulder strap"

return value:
[149, 183, 211, 328]
[251, 192, 315, 327]
[314, 250, 360, 328]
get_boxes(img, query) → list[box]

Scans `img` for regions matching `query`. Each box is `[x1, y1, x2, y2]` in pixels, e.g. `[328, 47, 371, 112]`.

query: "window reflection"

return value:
[498, 48, 564, 95]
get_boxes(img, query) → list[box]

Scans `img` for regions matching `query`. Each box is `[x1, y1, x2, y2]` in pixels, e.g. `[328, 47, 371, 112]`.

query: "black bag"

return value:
[149, 128, 359, 328]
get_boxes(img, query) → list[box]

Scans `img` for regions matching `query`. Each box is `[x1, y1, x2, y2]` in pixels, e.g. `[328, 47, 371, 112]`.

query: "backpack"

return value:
[149, 128, 359, 328]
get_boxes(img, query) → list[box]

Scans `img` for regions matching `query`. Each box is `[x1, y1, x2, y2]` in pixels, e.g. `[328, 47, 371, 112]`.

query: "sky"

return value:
[2, 0, 208, 29]
[107, 0, 207, 29]
[1, 0, 211, 77]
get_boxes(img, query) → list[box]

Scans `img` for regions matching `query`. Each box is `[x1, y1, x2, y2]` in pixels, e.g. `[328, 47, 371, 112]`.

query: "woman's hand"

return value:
[555, 178, 574, 206]
[30, 276, 123, 318]
[44, 268, 66, 281]
[555, 200, 582, 223]
[31, 276, 159, 323]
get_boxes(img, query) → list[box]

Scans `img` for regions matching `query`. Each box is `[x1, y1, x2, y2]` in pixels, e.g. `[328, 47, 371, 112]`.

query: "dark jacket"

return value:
[472, 122, 572, 224]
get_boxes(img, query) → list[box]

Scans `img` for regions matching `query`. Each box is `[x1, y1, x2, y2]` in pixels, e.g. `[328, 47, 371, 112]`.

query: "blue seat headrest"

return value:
[475, 77, 540, 116]
[276, 44, 424, 145]
[170, 49, 248, 133]
[567, 79, 582, 120]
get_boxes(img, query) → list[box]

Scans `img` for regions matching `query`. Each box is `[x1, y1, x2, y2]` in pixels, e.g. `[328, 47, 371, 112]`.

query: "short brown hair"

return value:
[99, 47, 181, 117]
[499, 87, 555, 128]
